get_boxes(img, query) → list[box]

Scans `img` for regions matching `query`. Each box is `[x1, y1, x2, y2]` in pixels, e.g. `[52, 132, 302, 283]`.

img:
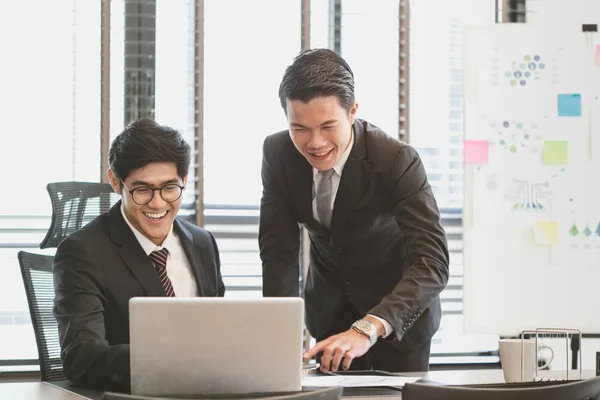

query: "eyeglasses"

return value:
[122, 182, 185, 205]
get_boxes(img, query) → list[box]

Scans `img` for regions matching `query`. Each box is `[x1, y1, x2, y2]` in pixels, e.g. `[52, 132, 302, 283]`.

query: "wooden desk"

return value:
[1, 370, 596, 400]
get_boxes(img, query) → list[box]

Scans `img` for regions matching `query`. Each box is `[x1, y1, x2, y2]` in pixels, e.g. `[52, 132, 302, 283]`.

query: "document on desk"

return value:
[302, 374, 420, 388]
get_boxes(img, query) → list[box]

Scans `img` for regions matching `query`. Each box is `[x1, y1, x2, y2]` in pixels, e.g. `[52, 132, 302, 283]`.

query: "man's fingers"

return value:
[342, 351, 356, 371]
[319, 342, 338, 373]
[306, 331, 370, 373]
[330, 346, 349, 372]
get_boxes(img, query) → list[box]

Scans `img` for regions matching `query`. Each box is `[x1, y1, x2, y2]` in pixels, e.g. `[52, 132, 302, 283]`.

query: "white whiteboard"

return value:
[462, 24, 600, 336]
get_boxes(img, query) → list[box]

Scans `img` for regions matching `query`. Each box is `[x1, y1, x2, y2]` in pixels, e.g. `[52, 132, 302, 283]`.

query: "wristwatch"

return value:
[351, 319, 378, 346]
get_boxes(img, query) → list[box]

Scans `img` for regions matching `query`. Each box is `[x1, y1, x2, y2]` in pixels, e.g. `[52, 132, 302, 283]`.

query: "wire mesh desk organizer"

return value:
[519, 328, 582, 383]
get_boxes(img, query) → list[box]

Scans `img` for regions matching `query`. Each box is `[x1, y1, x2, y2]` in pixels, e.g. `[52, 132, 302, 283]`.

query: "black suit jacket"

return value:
[259, 119, 449, 351]
[53, 201, 224, 391]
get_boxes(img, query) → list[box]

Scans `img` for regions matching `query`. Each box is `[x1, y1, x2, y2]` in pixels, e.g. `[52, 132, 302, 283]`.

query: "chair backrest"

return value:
[402, 376, 600, 400]
[17, 251, 65, 382]
[40, 181, 119, 249]
[102, 387, 343, 400]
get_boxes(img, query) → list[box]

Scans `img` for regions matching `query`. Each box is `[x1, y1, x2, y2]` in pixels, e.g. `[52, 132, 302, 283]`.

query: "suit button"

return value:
[334, 246, 342, 252]
[345, 279, 351, 285]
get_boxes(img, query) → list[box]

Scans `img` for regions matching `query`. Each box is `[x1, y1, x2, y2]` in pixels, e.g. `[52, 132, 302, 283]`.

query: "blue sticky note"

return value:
[557, 93, 582, 117]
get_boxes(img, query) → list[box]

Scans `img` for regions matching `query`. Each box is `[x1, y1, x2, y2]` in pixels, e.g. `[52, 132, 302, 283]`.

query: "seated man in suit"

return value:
[53, 118, 225, 391]
[259, 49, 449, 374]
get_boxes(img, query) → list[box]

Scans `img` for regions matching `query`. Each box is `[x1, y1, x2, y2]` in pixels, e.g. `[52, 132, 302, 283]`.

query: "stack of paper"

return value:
[302, 374, 420, 388]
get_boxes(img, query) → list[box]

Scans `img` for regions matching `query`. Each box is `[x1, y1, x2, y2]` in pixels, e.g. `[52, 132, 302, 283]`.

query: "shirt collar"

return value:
[313, 127, 355, 179]
[120, 205, 174, 256]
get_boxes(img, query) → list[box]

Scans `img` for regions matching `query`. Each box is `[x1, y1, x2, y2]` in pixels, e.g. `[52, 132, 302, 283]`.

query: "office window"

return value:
[449, 110, 462, 119]
[0, 1, 101, 364]
[449, 97, 462, 108]
[155, 0, 197, 213]
[203, 0, 301, 298]
[310, 0, 331, 48]
[410, 0, 499, 361]
[449, 122, 462, 132]
[340, 0, 399, 138]
[0, 0, 507, 369]
[109, 0, 198, 215]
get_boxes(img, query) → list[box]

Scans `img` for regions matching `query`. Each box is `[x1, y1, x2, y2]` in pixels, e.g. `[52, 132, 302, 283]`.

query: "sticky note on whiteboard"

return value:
[464, 140, 489, 165]
[557, 93, 582, 117]
[533, 221, 559, 246]
[542, 140, 568, 164]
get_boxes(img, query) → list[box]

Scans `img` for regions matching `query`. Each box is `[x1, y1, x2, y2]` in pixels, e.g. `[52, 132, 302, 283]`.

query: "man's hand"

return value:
[303, 329, 372, 373]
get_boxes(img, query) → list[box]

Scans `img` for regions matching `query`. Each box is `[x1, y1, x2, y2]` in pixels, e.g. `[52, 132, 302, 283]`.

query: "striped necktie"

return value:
[148, 248, 175, 297]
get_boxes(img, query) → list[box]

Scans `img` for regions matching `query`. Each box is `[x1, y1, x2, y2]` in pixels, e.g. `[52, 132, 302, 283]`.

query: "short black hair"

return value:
[278, 48, 355, 112]
[108, 118, 191, 183]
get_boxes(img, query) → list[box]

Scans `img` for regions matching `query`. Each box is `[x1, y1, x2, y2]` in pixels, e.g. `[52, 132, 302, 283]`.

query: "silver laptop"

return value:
[129, 297, 304, 397]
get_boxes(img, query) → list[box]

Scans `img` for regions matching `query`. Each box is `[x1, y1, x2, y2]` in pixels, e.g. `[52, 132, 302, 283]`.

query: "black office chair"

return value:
[402, 376, 600, 400]
[102, 387, 343, 400]
[40, 181, 119, 249]
[17, 250, 65, 382]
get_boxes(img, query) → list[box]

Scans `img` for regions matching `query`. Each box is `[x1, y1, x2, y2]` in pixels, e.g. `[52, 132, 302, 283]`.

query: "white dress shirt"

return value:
[121, 206, 199, 297]
[311, 131, 393, 339]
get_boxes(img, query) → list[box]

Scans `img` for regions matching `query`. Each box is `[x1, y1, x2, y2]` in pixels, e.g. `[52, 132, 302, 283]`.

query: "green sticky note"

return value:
[542, 141, 568, 164]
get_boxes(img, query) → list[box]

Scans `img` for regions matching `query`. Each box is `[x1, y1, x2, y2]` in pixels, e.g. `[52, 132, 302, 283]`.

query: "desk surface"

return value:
[0, 381, 89, 399]
[1, 369, 596, 400]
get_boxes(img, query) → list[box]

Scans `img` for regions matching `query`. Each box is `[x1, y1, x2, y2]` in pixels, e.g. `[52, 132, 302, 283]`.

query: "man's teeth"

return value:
[145, 211, 167, 219]
[313, 150, 330, 156]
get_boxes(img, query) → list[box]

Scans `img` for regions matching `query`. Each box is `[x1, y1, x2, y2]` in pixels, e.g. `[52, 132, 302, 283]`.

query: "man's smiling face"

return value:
[108, 162, 186, 246]
[286, 95, 358, 171]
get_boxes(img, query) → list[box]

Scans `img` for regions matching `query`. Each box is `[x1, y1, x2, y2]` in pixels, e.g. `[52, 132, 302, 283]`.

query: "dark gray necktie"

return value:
[316, 169, 335, 228]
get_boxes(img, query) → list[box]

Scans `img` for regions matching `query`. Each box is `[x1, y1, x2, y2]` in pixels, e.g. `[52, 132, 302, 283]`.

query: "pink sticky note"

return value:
[464, 140, 489, 165]
[595, 44, 600, 67]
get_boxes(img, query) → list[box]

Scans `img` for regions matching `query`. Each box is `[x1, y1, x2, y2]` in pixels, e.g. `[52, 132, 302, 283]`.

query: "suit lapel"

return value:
[108, 201, 166, 297]
[331, 121, 374, 238]
[173, 219, 206, 296]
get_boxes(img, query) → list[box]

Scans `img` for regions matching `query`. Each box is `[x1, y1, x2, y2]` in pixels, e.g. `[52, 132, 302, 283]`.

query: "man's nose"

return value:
[307, 130, 327, 148]
[147, 189, 168, 208]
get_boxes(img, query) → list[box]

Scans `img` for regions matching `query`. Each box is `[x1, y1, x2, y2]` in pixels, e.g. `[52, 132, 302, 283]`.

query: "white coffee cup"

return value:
[498, 339, 554, 383]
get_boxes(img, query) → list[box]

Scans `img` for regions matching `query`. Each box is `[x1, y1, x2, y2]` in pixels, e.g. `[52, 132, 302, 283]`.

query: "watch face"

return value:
[352, 320, 377, 345]
[354, 319, 374, 333]
[358, 320, 370, 330]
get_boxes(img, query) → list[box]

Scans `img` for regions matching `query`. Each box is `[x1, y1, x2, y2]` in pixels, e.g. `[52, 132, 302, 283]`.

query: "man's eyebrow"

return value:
[129, 178, 181, 187]
[320, 119, 338, 126]
[129, 180, 151, 187]
[290, 120, 338, 128]
[290, 122, 308, 128]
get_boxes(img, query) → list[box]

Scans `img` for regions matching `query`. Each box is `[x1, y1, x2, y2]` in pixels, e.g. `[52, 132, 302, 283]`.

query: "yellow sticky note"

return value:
[533, 221, 558, 246]
[542, 141, 568, 164]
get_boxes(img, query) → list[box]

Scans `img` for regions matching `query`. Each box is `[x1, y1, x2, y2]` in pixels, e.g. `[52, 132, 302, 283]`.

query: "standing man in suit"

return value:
[259, 49, 449, 374]
[53, 118, 225, 391]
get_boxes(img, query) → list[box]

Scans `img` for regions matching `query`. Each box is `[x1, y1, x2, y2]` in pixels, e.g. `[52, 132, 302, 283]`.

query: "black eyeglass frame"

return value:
[121, 182, 185, 205]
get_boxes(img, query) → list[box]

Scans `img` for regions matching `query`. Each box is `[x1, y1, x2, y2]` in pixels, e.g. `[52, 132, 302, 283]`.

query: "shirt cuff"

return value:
[367, 314, 393, 338]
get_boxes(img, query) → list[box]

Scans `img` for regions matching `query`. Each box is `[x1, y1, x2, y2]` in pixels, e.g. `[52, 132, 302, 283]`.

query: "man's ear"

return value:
[107, 169, 122, 195]
[183, 175, 188, 187]
[349, 102, 359, 125]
